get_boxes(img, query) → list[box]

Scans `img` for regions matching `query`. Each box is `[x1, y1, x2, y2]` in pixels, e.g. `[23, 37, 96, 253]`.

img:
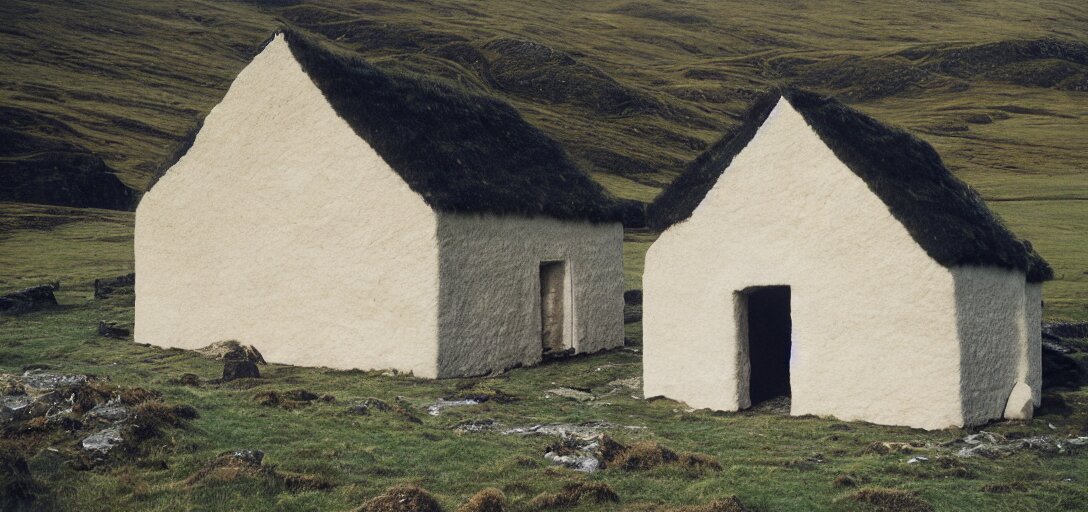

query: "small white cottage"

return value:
[135, 32, 626, 378]
[642, 89, 1052, 429]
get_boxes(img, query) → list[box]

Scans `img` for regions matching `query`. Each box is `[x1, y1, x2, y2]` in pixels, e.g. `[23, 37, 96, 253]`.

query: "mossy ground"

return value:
[2, 226, 1087, 510]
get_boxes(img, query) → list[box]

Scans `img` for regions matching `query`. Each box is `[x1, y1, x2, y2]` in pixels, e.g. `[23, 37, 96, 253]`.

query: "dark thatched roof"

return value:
[280, 31, 629, 223]
[648, 89, 1052, 282]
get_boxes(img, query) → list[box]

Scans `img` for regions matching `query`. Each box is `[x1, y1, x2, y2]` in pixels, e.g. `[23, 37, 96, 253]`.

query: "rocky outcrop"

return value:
[0, 285, 58, 316]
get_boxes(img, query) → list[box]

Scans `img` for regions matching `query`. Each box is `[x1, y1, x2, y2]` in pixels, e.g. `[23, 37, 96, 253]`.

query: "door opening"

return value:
[742, 286, 792, 406]
[539, 261, 568, 354]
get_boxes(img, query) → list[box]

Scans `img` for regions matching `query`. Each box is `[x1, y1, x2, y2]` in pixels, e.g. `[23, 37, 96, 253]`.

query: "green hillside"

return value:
[1, 0, 1085, 318]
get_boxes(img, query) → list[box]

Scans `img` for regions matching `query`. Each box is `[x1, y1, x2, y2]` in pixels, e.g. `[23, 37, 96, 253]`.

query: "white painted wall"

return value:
[643, 98, 968, 429]
[135, 35, 441, 377]
[435, 214, 624, 378]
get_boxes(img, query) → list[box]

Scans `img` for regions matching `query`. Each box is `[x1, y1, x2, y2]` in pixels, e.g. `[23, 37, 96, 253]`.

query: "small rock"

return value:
[197, 340, 266, 364]
[546, 388, 595, 402]
[97, 321, 130, 339]
[427, 398, 480, 416]
[608, 377, 641, 390]
[907, 456, 929, 464]
[224, 449, 264, 467]
[544, 451, 600, 473]
[222, 360, 260, 381]
[347, 398, 392, 415]
[87, 399, 130, 423]
[82, 427, 124, 453]
[20, 371, 87, 392]
[453, 419, 496, 433]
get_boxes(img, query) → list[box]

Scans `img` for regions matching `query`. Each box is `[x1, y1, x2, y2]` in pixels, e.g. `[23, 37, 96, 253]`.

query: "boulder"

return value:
[222, 360, 260, 381]
[0, 285, 58, 316]
[197, 340, 266, 364]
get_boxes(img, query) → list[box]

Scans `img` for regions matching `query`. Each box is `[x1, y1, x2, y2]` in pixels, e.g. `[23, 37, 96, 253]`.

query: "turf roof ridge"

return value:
[648, 87, 1052, 282]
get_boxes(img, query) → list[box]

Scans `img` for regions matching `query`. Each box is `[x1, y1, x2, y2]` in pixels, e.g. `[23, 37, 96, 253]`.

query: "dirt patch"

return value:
[529, 482, 619, 509]
[457, 487, 506, 512]
[849, 488, 934, 512]
[356, 484, 443, 512]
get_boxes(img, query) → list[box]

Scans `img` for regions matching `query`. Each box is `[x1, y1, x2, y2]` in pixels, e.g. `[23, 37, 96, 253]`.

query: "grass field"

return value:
[2, 0, 1088, 510]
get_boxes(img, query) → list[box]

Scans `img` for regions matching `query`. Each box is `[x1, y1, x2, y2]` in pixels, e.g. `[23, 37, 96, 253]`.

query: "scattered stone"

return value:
[81, 427, 124, 453]
[93, 273, 135, 299]
[864, 441, 915, 455]
[530, 482, 619, 509]
[359, 484, 444, 512]
[427, 398, 481, 416]
[225, 449, 265, 467]
[97, 321, 130, 339]
[545, 452, 600, 473]
[20, 370, 88, 391]
[849, 488, 934, 512]
[196, 340, 266, 364]
[0, 284, 58, 316]
[86, 398, 130, 423]
[608, 377, 641, 390]
[546, 387, 595, 402]
[454, 419, 497, 433]
[502, 421, 615, 438]
[953, 430, 1088, 458]
[457, 487, 507, 512]
[348, 398, 392, 415]
[906, 456, 929, 464]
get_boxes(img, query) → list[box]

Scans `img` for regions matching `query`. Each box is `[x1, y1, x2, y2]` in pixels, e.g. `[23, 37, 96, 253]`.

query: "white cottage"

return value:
[136, 32, 626, 378]
[642, 90, 1052, 429]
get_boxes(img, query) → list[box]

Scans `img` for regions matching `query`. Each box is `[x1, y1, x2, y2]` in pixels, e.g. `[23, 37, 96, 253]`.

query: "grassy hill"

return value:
[1, 0, 1085, 318]
[1, 2, 1088, 510]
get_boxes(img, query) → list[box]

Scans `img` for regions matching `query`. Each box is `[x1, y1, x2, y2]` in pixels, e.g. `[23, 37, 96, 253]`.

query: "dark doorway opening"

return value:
[744, 286, 792, 406]
[539, 261, 567, 354]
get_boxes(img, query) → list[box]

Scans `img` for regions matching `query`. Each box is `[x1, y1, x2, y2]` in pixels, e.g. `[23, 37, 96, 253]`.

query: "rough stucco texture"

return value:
[643, 98, 1038, 430]
[436, 214, 625, 378]
[135, 35, 442, 377]
[954, 266, 1041, 425]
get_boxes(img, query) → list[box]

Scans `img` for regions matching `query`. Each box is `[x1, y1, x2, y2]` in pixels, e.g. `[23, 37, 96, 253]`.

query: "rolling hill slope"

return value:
[0, 0, 1085, 318]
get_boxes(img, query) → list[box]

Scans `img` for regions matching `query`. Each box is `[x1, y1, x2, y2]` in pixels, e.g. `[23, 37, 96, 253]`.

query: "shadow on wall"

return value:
[954, 269, 1030, 425]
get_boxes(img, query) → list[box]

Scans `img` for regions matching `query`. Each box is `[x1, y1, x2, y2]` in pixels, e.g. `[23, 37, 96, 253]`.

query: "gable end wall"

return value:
[135, 35, 440, 376]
